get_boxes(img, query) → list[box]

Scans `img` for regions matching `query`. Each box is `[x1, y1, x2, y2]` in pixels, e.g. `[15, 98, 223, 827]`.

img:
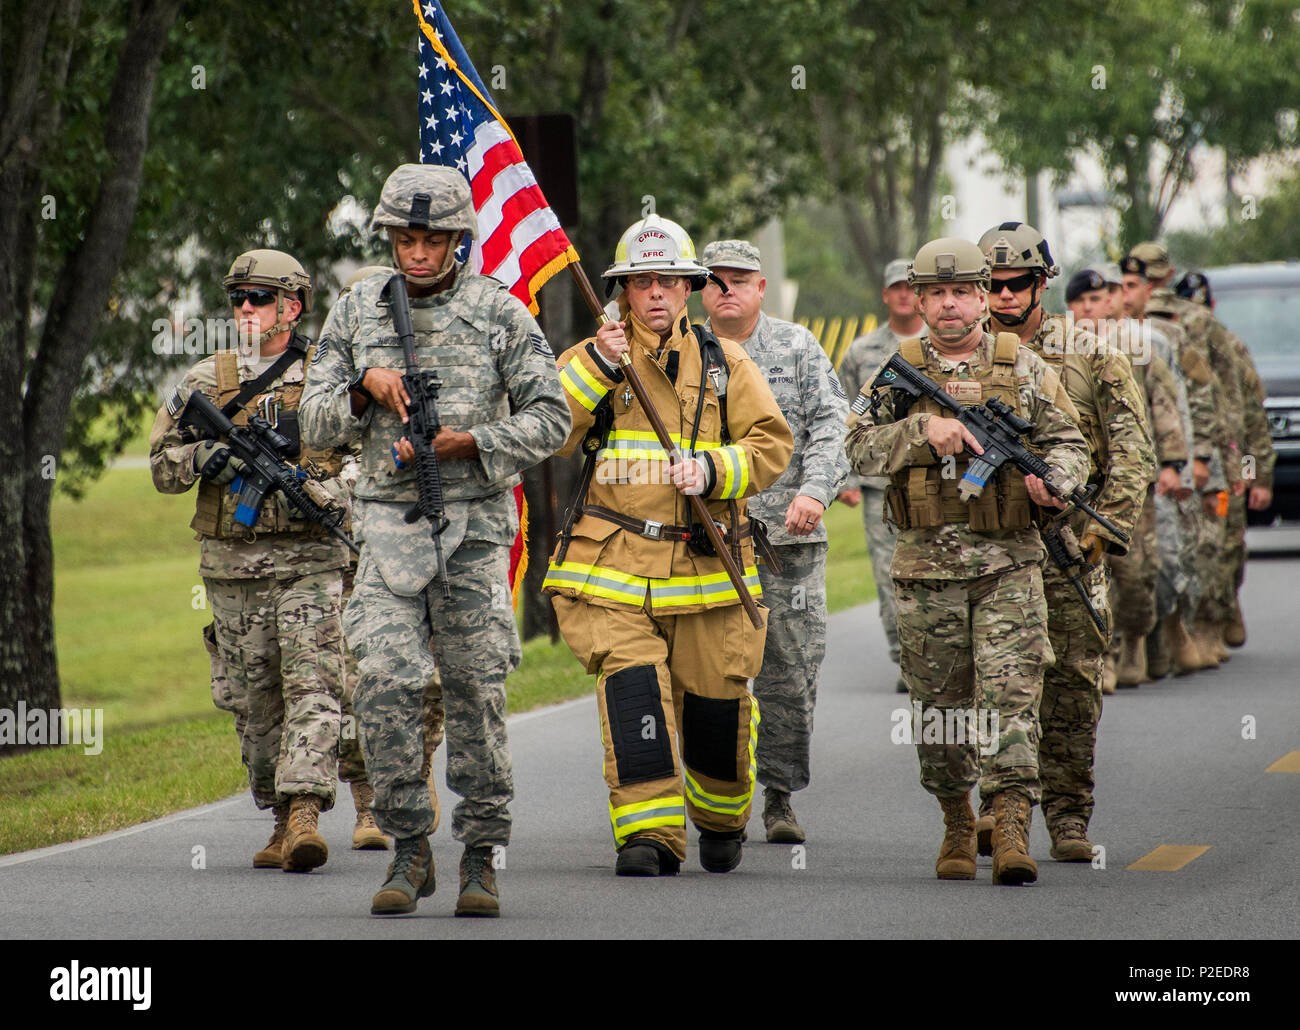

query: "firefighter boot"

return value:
[456, 846, 500, 917]
[350, 780, 389, 851]
[281, 794, 328, 872]
[615, 836, 681, 877]
[1116, 634, 1147, 688]
[936, 794, 977, 880]
[252, 803, 289, 868]
[370, 834, 435, 915]
[763, 788, 806, 844]
[698, 829, 744, 873]
[991, 790, 1038, 886]
[976, 797, 995, 857]
[1049, 817, 1095, 862]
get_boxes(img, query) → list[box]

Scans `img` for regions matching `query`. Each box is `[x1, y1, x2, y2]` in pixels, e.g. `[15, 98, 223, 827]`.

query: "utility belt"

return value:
[578, 503, 782, 572]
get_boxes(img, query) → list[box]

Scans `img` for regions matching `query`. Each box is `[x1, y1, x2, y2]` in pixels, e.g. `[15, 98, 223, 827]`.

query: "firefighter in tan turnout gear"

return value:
[544, 215, 793, 876]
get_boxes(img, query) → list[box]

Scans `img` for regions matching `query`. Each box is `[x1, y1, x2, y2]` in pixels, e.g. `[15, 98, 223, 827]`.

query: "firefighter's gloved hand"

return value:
[670, 455, 710, 496]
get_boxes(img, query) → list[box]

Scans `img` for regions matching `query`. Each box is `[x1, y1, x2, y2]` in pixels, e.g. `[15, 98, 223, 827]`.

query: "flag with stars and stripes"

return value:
[413, 0, 579, 315]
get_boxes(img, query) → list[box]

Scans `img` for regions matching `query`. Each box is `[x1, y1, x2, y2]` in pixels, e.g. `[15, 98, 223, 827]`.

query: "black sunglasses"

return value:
[229, 288, 278, 307]
[991, 272, 1039, 294]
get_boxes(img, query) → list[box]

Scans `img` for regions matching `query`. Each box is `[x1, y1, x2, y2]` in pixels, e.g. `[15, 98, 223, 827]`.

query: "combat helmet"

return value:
[223, 249, 312, 344]
[602, 214, 717, 297]
[908, 238, 991, 343]
[978, 222, 1058, 327]
[371, 164, 477, 286]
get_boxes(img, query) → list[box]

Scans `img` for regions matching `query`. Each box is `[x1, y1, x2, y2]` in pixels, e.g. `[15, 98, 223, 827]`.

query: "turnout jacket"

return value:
[544, 310, 793, 614]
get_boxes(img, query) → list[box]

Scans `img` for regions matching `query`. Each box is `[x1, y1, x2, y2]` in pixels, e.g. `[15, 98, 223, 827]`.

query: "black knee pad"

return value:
[683, 693, 741, 783]
[604, 666, 675, 785]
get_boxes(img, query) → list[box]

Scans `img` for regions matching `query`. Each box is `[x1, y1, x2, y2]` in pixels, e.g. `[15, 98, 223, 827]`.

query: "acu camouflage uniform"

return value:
[978, 315, 1154, 834]
[298, 267, 570, 844]
[705, 310, 850, 796]
[837, 323, 905, 665]
[845, 333, 1089, 805]
[150, 341, 348, 811]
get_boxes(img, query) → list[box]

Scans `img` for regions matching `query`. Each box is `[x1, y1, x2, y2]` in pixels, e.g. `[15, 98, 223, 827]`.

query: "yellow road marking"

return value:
[1265, 750, 1300, 774]
[1127, 845, 1211, 871]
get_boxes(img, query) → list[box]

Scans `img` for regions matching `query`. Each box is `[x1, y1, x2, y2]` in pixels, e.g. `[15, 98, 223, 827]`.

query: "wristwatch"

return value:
[347, 366, 372, 399]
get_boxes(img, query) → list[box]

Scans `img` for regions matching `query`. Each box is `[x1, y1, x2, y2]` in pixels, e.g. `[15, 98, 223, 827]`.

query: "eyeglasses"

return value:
[229, 288, 278, 307]
[990, 272, 1039, 294]
[626, 274, 684, 291]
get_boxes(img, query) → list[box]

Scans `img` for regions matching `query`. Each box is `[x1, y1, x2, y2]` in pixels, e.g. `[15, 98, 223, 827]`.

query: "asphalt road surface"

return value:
[3, 527, 1298, 941]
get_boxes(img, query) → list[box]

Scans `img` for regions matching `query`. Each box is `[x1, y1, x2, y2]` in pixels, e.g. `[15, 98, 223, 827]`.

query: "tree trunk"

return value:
[0, 0, 181, 754]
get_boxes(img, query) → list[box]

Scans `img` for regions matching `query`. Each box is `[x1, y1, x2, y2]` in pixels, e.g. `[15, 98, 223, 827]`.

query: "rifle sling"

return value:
[219, 335, 309, 419]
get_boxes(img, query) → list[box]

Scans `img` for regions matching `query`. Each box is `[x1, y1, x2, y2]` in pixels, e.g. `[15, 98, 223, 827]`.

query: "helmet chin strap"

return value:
[391, 229, 464, 287]
[931, 292, 987, 343]
[990, 280, 1041, 328]
[245, 290, 296, 351]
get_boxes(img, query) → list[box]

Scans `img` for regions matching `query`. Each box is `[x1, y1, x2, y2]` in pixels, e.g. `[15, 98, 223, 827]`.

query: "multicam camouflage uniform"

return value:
[150, 347, 348, 811]
[978, 315, 1154, 837]
[705, 309, 850, 797]
[837, 323, 904, 665]
[845, 333, 1089, 804]
[298, 266, 569, 846]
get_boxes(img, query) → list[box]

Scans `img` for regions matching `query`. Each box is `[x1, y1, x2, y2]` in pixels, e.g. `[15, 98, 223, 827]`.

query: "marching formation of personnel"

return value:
[151, 162, 1275, 907]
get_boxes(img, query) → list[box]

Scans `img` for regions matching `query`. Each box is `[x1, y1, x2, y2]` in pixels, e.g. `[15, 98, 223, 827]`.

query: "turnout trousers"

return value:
[552, 594, 767, 862]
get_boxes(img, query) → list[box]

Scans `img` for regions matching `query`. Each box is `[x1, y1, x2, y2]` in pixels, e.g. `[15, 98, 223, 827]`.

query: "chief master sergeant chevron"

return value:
[299, 164, 569, 918]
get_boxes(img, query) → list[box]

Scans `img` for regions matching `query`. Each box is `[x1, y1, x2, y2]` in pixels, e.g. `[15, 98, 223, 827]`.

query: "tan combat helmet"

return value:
[602, 214, 716, 297]
[908, 237, 990, 343]
[978, 221, 1058, 327]
[223, 248, 313, 343]
[371, 163, 477, 286]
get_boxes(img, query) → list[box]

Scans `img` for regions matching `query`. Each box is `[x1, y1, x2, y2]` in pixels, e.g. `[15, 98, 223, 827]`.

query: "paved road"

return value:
[3, 529, 1298, 940]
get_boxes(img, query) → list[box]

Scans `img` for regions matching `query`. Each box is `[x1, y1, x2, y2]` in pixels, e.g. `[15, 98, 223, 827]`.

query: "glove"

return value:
[194, 441, 243, 485]
[1079, 532, 1105, 567]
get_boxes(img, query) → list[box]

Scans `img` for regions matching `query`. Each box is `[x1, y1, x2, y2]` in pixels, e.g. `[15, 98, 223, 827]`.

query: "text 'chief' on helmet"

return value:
[601, 214, 716, 297]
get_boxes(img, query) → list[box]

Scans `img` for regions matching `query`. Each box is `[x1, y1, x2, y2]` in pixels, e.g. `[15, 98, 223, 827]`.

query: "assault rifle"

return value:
[180, 390, 359, 555]
[383, 273, 451, 599]
[1041, 520, 1108, 637]
[871, 352, 1129, 545]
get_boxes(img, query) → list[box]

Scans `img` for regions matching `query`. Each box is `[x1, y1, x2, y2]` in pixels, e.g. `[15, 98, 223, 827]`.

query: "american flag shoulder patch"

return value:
[850, 392, 870, 416]
[165, 388, 184, 417]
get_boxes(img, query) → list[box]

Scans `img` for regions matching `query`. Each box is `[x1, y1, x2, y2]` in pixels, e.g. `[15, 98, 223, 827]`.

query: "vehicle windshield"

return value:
[1212, 288, 1300, 360]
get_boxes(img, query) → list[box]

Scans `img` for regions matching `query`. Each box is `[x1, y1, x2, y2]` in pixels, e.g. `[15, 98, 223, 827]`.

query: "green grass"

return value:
[3, 424, 882, 855]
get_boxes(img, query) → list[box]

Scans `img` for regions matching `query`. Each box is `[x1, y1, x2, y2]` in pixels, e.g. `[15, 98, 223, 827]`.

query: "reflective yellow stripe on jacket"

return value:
[609, 795, 686, 847]
[559, 352, 610, 412]
[596, 429, 722, 463]
[711, 445, 750, 499]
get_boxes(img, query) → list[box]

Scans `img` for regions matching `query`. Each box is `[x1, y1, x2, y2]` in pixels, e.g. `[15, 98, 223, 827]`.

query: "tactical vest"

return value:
[886, 333, 1031, 531]
[192, 345, 343, 540]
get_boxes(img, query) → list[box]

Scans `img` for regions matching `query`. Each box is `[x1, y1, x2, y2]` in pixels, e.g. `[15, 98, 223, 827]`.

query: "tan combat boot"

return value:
[1101, 652, 1117, 695]
[1168, 614, 1204, 676]
[1225, 600, 1247, 647]
[1049, 817, 1094, 862]
[1116, 634, 1147, 688]
[371, 834, 435, 915]
[990, 790, 1038, 886]
[253, 803, 290, 868]
[936, 795, 977, 880]
[1145, 621, 1170, 679]
[281, 794, 329, 872]
[456, 845, 500, 917]
[763, 789, 806, 843]
[1191, 620, 1223, 668]
[350, 780, 389, 851]
[976, 801, 995, 858]
[1204, 621, 1230, 662]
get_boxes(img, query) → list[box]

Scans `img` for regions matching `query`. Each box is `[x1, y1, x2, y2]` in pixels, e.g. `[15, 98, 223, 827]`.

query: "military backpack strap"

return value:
[994, 331, 1020, 365]
[219, 331, 311, 418]
[555, 395, 615, 564]
[899, 337, 925, 367]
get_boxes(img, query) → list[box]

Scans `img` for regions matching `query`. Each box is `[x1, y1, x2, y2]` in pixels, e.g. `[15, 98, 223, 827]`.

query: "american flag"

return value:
[413, 0, 579, 315]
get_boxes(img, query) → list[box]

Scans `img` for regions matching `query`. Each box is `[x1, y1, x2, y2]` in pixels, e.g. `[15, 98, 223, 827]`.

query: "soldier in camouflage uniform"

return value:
[836, 258, 923, 692]
[974, 226, 1154, 863]
[150, 249, 348, 873]
[299, 165, 569, 917]
[1122, 254, 1220, 675]
[845, 238, 1089, 886]
[1174, 272, 1277, 648]
[700, 239, 849, 844]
